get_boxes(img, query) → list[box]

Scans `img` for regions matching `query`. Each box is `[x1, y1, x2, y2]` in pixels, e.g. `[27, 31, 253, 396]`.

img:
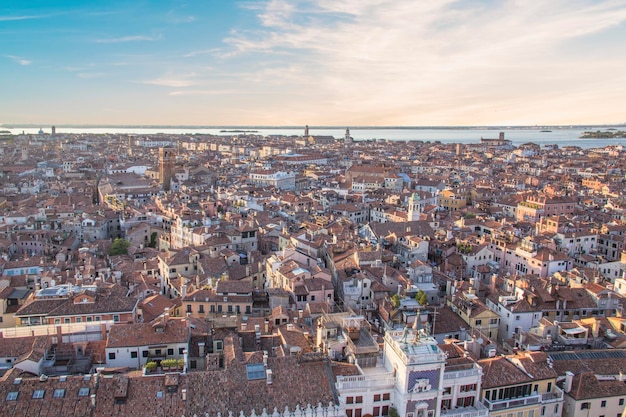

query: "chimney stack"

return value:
[564, 371, 574, 393]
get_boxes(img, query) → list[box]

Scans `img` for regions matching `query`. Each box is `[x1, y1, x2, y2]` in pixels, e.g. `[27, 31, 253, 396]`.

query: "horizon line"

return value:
[3, 123, 626, 130]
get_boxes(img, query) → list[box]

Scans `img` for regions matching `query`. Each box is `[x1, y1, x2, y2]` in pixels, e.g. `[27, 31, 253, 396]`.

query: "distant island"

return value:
[219, 129, 259, 133]
[580, 130, 626, 138]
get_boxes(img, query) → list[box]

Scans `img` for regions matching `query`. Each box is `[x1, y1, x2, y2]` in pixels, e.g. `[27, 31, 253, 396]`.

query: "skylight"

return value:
[246, 363, 266, 380]
[53, 389, 65, 398]
[6, 392, 18, 401]
[78, 387, 90, 397]
[156, 391, 163, 399]
[33, 390, 45, 399]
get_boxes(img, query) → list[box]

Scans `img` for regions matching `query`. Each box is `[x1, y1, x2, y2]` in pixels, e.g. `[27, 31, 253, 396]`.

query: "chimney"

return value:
[241, 322, 247, 331]
[101, 322, 107, 340]
[91, 394, 96, 407]
[163, 308, 169, 326]
[198, 342, 205, 357]
[564, 371, 574, 393]
[264, 320, 269, 333]
[181, 389, 187, 401]
[263, 351, 268, 366]
[266, 368, 273, 385]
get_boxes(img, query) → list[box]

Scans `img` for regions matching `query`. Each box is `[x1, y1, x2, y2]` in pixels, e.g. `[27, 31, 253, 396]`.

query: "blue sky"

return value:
[2, 0, 626, 126]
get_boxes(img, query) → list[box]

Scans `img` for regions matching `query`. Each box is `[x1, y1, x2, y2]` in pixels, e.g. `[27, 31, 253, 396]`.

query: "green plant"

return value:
[148, 232, 158, 248]
[415, 290, 428, 306]
[109, 238, 130, 256]
[161, 358, 184, 368]
[391, 294, 401, 308]
[144, 361, 157, 370]
[389, 407, 399, 417]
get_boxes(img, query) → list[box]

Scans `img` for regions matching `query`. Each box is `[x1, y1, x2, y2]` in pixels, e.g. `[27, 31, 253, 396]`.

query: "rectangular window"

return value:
[199, 305, 205, 313]
[374, 394, 381, 402]
[108, 352, 116, 360]
[33, 390, 45, 399]
[355, 396, 363, 404]
[167, 348, 174, 356]
[142, 350, 149, 357]
[113, 315, 120, 322]
[179, 347, 185, 355]
[186, 304, 192, 313]
[131, 351, 138, 358]
[382, 393, 390, 401]
[78, 388, 90, 397]
[6, 392, 18, 401]
[601, 400, 607, 407]
[347, 397, 354, 404]
[53, 389, 65, 398]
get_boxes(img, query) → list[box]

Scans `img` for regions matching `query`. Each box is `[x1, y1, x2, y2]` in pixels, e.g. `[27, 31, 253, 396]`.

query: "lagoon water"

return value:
[3, 125, 625, 149]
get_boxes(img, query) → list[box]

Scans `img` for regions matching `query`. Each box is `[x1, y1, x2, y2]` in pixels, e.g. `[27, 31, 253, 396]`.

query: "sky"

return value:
[1, 0, 626, 127]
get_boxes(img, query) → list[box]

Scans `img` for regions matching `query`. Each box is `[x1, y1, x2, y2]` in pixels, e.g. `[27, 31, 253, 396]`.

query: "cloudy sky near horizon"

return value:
[2, 0, 626, 126]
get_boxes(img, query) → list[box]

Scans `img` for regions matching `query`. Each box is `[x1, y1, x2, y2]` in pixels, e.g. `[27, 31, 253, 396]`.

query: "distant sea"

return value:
[3, 125, 626, 150]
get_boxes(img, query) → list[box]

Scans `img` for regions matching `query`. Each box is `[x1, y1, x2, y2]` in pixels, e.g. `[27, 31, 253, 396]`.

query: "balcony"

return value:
[540, 387, 564, 403]
[443, 365, 482, 380]
[482, 388, 563, 411]
[335, 374, 395, 390]
[441, 402, 489, 417]
[483, 393, 540, 411]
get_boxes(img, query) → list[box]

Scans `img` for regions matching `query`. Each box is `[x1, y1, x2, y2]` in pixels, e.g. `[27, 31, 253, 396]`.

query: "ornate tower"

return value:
[408, 192, 422, 221]
[159, 147, 175, 192]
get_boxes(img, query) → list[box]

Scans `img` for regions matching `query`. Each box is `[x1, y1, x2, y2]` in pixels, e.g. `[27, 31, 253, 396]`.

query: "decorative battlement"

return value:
[181, 403, 343, 417]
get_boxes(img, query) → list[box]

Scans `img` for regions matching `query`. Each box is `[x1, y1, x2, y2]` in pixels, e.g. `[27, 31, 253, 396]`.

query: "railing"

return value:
[483, 388, 563, 411]
[335, 374, 395, 390]
[483, 394, 540, 411]
[384, 332, 446, 365]
[441, 403, 489, 417]
[443, 367, 481, 380]
[540, 388, 564, 403]
[0, 320, 114, 339]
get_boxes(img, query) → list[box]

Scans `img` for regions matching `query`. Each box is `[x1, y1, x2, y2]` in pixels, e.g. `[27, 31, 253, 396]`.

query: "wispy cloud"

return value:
[0, 14, 51, 22]
[77, 72, 105, 79]
[168, 89, 243, 96]
[136, 77, 196, 87]
[216, 0, 626, 124]
[4, 55, 31, 66]
[174, 15, 196, 23]
[183, 48, 222, 58]
[95, 34, 163, 43]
